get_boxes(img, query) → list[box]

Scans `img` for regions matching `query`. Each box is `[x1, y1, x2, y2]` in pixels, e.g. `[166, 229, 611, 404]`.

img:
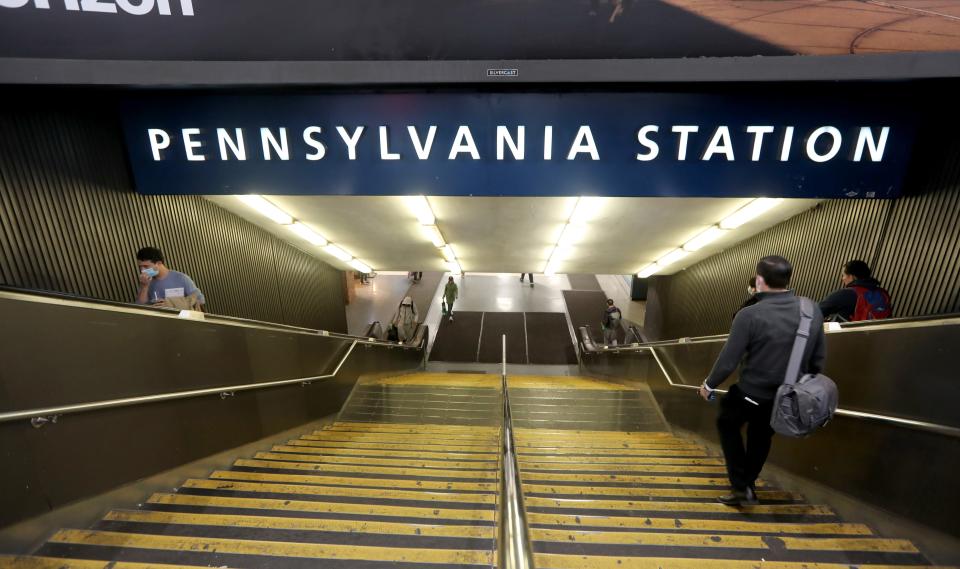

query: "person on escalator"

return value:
[135, 246, 205, 311]
[391, 296, 419, 343]
[733, 276, 759, 319]
[819, 260, 892, 322]
[443, 276, 459, 323]
[601, 299, 622, 346]
[698, 255, 826, 507]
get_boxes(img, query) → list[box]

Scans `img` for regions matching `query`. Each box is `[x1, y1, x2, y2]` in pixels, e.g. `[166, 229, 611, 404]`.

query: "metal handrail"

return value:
[643, 345, 960, 439]
[498, 334, 535, 569]
[0, 287, 422, 351]
[0, 341, 358, 424]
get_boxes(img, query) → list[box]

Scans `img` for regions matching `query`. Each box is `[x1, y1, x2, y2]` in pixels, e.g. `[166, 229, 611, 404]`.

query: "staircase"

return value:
[0, 372, 950, 568]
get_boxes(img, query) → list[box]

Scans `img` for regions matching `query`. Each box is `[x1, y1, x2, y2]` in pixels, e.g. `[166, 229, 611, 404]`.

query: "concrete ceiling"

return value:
[206, 195, 820, 275]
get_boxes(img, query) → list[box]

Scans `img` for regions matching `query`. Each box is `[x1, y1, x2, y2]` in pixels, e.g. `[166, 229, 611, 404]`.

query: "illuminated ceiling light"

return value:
[569, 196, 604, 225]
[439, 244, 456, 262]
[719, 198, 784, 230]
[348, 259, 372, 273]
[286, 222, 328, 246]
[657, 248, 689, 268]
[682, 226, 725, 252]
[544, 259, 561, 276]
[406, 195, 436, 225]
[323, 244, 353, 262]
[237, 195, 293, 225]
[421, 225, 446, 248]
[446, 260, 462, 275]
[637, 264, 659, 278]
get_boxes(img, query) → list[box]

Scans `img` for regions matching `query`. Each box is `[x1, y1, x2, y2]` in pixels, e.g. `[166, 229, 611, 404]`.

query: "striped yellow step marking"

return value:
[328, 422, 498, 434]
[104, 510, 495, 539]
[518, 456, 723, 466]
[48, 530, 492, 565]
[518, 448, 710, 457]
[515, 434, 688, 442]
[523, 484, 800, 501]
[516, 442, 705, 450]
[294, 438, 499, 453]
[256, 451, 498, 470]
[209, 470, 497, 492]
[515, 428, 673, 437]
[525, 497, 834, 516]
[314, 430, 499, 441]
[182, 479, 497, 505]
[509, 375, 635, 390]
[235, 459, 498, 479]
[533, 555, 942, 569]
[531, 530, 918, 552]
[280, 442, 499, 460]
[366, 374, 499, 388]
[527, 513, 869, 534]
[519, 462, 727, 474]
[0, 556, 210, 569]
[148, 493, 494, 522]
[521, 472, 733, 486]
[305, 433, 499, 445]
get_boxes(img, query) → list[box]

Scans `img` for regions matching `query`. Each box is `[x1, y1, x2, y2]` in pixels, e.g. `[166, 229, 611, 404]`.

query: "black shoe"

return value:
[717, 487, 758, 507]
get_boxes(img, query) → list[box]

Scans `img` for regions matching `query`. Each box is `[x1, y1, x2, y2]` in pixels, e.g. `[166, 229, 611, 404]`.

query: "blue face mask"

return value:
[142, 267, 159, 278]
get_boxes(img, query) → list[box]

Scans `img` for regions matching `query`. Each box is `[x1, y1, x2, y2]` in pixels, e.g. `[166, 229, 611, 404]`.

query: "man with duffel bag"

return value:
[698, 255, 836, 506]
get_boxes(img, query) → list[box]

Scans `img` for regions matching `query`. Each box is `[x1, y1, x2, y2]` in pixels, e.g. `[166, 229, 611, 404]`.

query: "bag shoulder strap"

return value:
[784, 297, 815, 386]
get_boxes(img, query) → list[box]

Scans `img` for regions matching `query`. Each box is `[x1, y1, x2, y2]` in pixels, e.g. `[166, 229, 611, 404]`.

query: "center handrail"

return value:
[498, 334, 535, 569]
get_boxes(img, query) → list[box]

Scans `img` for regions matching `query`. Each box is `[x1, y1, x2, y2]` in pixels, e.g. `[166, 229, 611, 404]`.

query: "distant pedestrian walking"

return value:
[443, 276, 459, 322]
[520, 273, 534, 287]
[601, 298, 622, 346]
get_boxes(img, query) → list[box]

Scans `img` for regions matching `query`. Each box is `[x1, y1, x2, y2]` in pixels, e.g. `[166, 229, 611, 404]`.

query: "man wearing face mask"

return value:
[135, 246, 205, 310]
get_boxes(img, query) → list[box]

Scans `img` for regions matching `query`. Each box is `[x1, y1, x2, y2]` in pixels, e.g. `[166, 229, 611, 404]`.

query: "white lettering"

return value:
[147, 129, 170, 161]
[702, 126, 734, 161]
[567, 126, 599, 161]
[496, 126, 525, 160]
[672, 125, 699, 161]
[806, 126, 842, 163]
[216, 128, 246, 161]
[448, 125, 480, 160]
[181, 128, 205, 161]
[379, 126, 400, 160]
[746, 125, 774, 161]
[544, 126, 553, 160]
[407, 126, 437, 160]
[635, 125, 659, 161]
[177, 0, 191, 15]
[260, 127, 289, 161]
[303, 126, 325, 161]
[117, 0, 153, 15]
[853, 126, 890, 162]
[80, 0, 117, 13]
[336, 126, 364, 160]
[780, 126, 795, 162]
[0, 0, 31, 8]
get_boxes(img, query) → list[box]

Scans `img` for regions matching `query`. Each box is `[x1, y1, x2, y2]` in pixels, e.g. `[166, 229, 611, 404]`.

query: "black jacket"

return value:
[819, 277, 884, 322]
[706, 290, 826, 401]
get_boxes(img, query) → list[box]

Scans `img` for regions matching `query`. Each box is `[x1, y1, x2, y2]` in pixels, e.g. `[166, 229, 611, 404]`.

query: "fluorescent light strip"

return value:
[287, 222, 328, 246]
[323, 244, 353, 262]
[422, 225, 446, 248]
[349, 259, 372, 274]
[237, 195, 293, 225]
[637, 198, 782, 277]
[406, 195, 436, 225]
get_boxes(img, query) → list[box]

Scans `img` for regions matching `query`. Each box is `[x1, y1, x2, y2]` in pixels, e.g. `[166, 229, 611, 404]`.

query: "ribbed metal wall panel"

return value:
[0, 108, 347, 332]
[659, 141, 960, 339]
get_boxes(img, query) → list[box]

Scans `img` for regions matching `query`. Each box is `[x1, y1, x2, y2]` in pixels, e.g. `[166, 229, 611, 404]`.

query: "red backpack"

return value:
[850, 285, 892, 321]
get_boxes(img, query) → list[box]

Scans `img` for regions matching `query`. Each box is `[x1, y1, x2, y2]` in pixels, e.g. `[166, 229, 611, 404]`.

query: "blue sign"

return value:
[121, 92, 916, 198]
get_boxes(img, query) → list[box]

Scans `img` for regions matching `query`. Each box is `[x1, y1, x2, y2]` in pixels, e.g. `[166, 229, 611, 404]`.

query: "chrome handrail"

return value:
[643, 345, 960, 439]
[498, 334, 535, 569]
[0, 341, 358, 424]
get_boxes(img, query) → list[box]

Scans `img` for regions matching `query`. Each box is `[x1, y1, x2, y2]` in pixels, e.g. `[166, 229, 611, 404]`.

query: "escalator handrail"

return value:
[0, 286, 422, 350]
[498, 334, 535, 569]
[0, 341, 358, 424]
[641, 344, 960, 439]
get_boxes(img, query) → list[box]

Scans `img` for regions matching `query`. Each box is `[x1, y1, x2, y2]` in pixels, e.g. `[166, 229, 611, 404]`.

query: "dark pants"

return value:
[717, 384, 775, 492]
[520, 273, 533, 283]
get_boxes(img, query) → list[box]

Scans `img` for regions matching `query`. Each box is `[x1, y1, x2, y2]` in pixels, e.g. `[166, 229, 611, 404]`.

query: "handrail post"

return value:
[498, 334, 534, 569]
